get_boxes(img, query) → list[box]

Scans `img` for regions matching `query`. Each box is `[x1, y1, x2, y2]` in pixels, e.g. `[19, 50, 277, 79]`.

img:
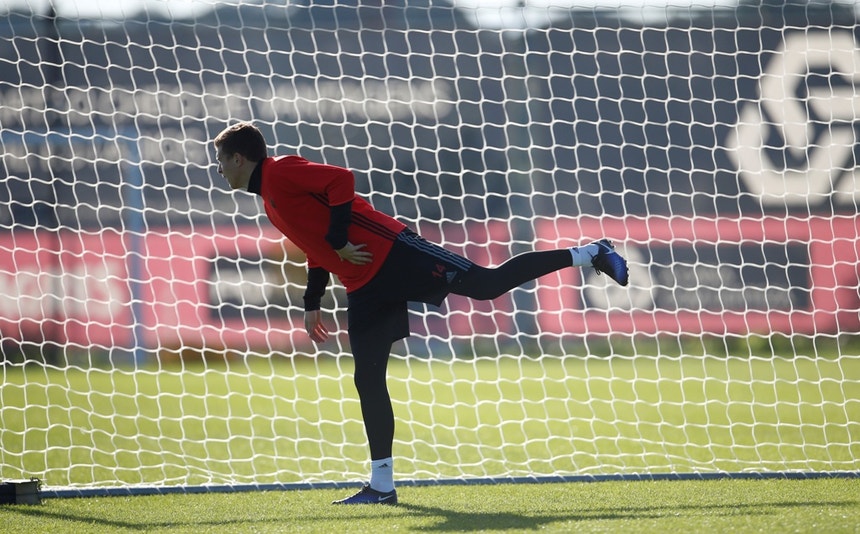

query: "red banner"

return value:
[1, 216, 857, 352]
[0, 227, 307, 351]
[535, 215, 860, 335]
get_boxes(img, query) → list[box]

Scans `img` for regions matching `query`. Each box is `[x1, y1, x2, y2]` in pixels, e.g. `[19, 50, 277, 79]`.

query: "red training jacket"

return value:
[256, 155, 406, 293]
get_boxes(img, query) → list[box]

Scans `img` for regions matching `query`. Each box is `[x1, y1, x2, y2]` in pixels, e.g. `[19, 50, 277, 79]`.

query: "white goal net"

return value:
[1, 0, 858, 490]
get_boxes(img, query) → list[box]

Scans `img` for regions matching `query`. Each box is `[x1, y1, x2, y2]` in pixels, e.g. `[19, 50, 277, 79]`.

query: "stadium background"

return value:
[1, 1, 858, 361]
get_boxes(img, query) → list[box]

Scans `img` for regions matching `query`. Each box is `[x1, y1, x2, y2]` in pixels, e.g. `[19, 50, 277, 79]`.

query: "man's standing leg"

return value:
[332, 303, 406, 505]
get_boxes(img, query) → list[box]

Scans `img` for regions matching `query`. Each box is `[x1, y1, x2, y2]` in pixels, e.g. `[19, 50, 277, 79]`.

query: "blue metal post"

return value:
[120, 136, 148, 367]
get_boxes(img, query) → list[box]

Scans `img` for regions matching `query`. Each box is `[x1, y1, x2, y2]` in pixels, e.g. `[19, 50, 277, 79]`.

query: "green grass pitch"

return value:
[2, 478, 859, 533]
[1, 347, 859, 486]
[1, 343, 859, 531]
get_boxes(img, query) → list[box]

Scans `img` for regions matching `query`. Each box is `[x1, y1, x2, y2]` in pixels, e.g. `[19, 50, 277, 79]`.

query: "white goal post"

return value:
[0, 1, 858, 493]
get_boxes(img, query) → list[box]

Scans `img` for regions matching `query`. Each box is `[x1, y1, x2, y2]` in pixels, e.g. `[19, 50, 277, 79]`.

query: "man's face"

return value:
[215, 147, 245, 190]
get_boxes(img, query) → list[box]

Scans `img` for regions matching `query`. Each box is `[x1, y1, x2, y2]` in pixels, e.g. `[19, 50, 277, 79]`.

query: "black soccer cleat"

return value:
[332, 484, 398, 505]
[591, 239, 629, 286]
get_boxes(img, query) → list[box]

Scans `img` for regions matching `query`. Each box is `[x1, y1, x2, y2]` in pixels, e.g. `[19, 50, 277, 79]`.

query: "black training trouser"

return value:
[347, 229, 571, 460]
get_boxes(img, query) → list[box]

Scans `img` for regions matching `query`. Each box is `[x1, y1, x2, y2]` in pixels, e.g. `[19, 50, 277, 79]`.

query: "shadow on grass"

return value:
[3, 497, 858, 532]
[398, 502, 651, 531]
[396, 499, 860, 532]
[1, 504, 281, 531]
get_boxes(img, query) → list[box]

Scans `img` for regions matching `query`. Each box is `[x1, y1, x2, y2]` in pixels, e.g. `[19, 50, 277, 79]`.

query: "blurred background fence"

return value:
[1, 0, 859, 359]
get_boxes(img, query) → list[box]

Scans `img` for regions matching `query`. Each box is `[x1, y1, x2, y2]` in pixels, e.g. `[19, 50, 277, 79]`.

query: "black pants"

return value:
[347, 230, 571, 460]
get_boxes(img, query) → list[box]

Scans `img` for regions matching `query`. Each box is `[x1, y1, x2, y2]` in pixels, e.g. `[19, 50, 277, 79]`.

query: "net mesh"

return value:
[0, 1, 858, 489]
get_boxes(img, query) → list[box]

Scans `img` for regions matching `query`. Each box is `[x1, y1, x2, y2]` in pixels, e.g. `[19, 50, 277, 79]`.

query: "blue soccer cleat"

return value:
[332, 484, 398, 505]
[591, 239, 629, 286]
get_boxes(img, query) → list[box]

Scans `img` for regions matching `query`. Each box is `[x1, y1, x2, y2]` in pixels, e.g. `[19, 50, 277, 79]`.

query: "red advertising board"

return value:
[0, 226, 308, 351]
[0, 229, 134, 348]
[0, 220, 519, 352]
[1, 216, 857, 352]
[535, 215, 860, 335]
